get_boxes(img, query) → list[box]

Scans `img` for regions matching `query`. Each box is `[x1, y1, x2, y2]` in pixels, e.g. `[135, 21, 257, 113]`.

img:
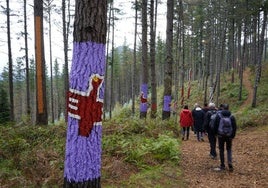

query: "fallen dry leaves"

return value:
[181, 126, 268, 188]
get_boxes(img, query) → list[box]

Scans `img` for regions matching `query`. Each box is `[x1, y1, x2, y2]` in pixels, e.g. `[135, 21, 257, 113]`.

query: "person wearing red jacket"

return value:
[179, 105, 194, 140]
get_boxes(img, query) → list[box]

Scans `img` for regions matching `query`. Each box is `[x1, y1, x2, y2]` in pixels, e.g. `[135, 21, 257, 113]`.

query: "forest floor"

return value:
[180, 68, 268, 188]
[181, 124, 268, 188]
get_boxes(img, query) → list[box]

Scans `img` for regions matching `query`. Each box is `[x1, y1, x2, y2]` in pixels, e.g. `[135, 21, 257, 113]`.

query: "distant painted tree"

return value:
[150, 0, 158, 118]
[140, 0, 149, 119]
[162, 0, 174, 120]
[63, 0, 107, 187]
[34, 0, 48, 125]
[131, 0, 139, 116]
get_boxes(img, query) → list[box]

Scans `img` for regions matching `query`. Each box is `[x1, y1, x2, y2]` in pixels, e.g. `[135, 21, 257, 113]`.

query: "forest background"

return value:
[1, 0, 267, 124]
[0, 0, 168, 123]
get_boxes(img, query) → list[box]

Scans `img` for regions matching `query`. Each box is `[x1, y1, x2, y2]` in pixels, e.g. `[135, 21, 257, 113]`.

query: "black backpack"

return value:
[217, 113, 233, 137]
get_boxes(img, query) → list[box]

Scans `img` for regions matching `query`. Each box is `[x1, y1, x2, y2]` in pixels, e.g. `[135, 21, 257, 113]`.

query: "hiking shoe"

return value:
[209, 154, 216, 159]
[214, 166, 225, 171]
[228, 164, 234, 172]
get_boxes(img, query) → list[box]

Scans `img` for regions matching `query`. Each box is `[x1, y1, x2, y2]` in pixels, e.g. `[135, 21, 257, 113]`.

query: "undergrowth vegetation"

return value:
[103, 118, 180, 165]
[0, 124, 66, 187]
[235, 65, 268, 129]
[0, 64, 268, 187]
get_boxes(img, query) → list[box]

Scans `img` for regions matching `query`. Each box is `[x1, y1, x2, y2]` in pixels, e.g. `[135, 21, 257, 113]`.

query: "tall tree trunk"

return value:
[140, 0, 148, 119]
[62, 0, 70, 122]
[132, 0, 138, 116]
[208, 22, 216, 102]
[203, 39, 210, 104]
[202, 2, 212, 104]
[237, 21, 242, 74]
[34, 0, 48, 125]
[63, 0, 107, 186]
[264, 22, 268, 61]
[230, 1, 235, 83]
[239, 15, 249, 101]
[174, 1, 180, 109]
[215, 2, 227, 106]
[252, 8, 267, 107]
[216, 28, 226, 105]
[47, 2, 54, 123]
[6, 0, 14, 121]
[109, 4, 115, 119]
[53, 60, 60, 120]
[252, 15, 258, 67]
[104, 1, 112, 120]
[162, 0, 174, 120]
[178, 0, 184, 107]
[24, 0, 31, 118]
[150, 0, 157, 118]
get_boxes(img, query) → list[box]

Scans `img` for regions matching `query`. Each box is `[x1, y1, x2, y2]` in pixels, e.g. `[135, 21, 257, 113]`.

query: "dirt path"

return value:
[240, 67, 254, 109]
[181, 127, 268, 188]
[181, 69, 268, 188]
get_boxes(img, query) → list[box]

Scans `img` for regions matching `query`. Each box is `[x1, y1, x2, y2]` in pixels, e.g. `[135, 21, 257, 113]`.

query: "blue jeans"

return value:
[218, 136, 233, 167]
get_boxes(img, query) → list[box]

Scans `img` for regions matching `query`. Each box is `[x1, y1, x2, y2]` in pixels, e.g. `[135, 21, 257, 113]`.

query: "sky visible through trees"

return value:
[0, 0, 167, 73]
[0, 0, 65, 72]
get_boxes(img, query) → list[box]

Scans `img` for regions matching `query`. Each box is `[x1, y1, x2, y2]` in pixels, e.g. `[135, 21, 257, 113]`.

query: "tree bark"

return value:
[109, 4, 115, 119]
[24, 0, 31, 118]
[62, 0, 70, 122]
[140, 0, 148, 119]
[6, 0, 14, 122]
[150, 0, 157, 118]
[132, 0, 138, 116]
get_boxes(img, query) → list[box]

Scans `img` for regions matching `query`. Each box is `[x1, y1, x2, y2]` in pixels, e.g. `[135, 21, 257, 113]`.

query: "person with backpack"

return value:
[179, 105, 194, 141]
[203, 102, 218, 159]
[214, 104, 237, 172]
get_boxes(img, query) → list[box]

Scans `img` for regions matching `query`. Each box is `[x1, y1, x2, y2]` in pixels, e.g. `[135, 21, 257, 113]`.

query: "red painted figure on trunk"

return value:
[68, 74, 104, 137]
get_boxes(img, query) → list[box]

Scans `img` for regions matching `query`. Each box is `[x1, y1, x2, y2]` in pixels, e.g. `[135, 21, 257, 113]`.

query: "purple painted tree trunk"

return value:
[63, 0, 107, 187]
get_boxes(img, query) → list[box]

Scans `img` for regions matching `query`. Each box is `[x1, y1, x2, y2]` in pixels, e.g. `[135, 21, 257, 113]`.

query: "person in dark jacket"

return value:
[192, 104, 205, 141]
[203, 102, 218, 158]
[179, 105, 194, 141]
[213, 104, 237, 172]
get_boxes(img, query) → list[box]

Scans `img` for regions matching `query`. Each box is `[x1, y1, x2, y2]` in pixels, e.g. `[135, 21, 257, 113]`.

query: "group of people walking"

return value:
[178, 102, 237, 172]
